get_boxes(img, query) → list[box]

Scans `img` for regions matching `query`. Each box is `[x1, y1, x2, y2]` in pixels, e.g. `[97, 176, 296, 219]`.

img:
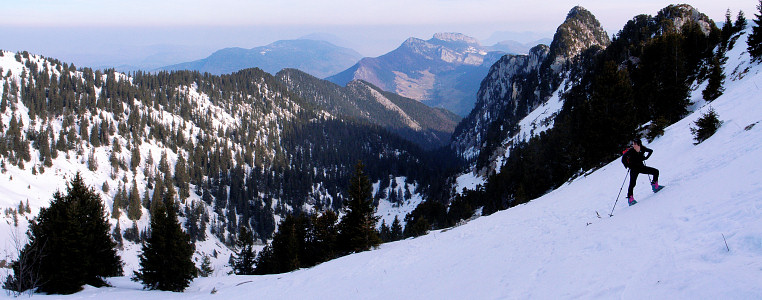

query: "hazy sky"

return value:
[0, 0, 755, 69]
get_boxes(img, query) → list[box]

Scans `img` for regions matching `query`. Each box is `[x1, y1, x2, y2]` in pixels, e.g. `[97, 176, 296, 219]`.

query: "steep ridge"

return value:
[447, 4, 721, 215]
[277, 68, 461, 149]
[452, 6, 610, 172]
[327, 33, 504, 116]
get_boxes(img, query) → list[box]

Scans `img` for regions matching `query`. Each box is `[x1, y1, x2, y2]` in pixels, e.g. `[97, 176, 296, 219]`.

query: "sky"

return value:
[0, 0, 755, 69]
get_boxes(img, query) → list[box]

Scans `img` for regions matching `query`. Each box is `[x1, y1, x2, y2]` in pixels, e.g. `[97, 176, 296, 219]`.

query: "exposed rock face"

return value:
[547, 6, 611, 72]
[452, 6, 609, 170]
[655, 4, 714, 36]
[451, 45, 550, 161]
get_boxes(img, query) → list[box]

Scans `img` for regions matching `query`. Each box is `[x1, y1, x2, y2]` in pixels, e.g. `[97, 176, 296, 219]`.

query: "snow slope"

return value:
[3, 36, 762, 299]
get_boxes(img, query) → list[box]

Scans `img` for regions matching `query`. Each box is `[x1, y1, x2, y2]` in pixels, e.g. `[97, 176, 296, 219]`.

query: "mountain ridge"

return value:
[327, 32, 504, 116]
[451, 6, 610, 169]
[159, 39, 362, 78]
[276, 68, 460, 150]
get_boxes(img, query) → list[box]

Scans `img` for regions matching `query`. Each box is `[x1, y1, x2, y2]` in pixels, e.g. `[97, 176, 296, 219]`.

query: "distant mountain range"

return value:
[159, 39, 362, 78]
[486, 38, 553, 55]
[155, 34, 554, 118]
[326, 33, 505, 117]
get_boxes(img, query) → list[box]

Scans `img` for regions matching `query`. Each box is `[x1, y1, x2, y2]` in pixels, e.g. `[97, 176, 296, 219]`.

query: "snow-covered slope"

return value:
[5, 30, 761, 299]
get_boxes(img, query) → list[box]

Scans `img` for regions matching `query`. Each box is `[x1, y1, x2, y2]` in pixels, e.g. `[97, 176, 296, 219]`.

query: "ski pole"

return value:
[609, 169, 630, 217]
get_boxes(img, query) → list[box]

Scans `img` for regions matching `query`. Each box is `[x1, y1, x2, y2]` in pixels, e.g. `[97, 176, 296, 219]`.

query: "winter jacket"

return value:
[621, 146, 652, 169]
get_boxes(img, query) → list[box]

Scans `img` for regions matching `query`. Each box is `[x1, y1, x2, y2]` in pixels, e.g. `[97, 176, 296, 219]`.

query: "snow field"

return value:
[2, 34, 762, 299]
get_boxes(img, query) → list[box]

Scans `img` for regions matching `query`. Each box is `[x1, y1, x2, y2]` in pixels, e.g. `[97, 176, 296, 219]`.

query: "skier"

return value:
[621, 139, 664, 206]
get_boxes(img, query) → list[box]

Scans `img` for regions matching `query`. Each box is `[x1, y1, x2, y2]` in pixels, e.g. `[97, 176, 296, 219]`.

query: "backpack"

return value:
[621, 148, 631, 169]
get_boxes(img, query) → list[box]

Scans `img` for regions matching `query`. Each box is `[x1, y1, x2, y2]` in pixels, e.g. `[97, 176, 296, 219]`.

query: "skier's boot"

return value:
[627, 195, 637, 206]
[651, 181, 664, 193]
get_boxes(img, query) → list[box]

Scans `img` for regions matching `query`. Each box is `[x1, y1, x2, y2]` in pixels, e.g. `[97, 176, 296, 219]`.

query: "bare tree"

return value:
[3, 222, 45, 297]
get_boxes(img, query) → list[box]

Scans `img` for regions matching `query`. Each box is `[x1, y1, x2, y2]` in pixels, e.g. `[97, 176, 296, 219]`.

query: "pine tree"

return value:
[379, 220, 391, 242]
[133, 195, 196, 291]
[307, 210, 338, 264]
[150, 174, 164, 213]
[231, 227, 257, 275]
[130, 144, 141, 171]
[702, 55, 725, 101]
[735, 11, 748, 33]
[159, 151, 170, 175]
[88, 149, 98, 171]
[721, 9, 735, 51]
[198, 255, 213, 277]
[111, 192, 121, 219]
[6, 173, 122, 294]
[112, 221, 123, 246]
[749, 0, 762, 61]
[390, 216, 403, 242]
[337, 162, 381, 254]
[691, 108, 722, 144]
[1, 81, 8, 113]
[127, 180, 142, 220]
[142, 188, 151, 209]
[174, 154, 190, 201]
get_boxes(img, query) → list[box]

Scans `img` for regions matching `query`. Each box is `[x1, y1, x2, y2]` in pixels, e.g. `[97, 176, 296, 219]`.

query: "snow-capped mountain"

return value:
[452, 6, 609, 172]
[326, 33, 504, 116]
[160, 39, 362, 78]
[276, 68, 461, 150]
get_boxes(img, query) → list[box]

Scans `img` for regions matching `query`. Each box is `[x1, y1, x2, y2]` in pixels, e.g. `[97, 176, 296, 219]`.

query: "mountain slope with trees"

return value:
[276, 68, 461, 149]
[0, 49, 457, 275]
[439, 4, 726, 221]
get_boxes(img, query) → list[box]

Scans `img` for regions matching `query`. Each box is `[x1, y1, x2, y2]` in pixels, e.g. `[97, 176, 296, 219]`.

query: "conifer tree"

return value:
[232, 227, 257, 275]
[337, 162, 380, 254]
[703, 54, 726, 101]
[150, 174, 164, 213]
[735, 11, 748, 32]
[130, 144, 141, 171]
[133, 191, 196, 291]
[111, 194, 121, 219]
[749, 0, 762, 61]
[691, 108, 722, 144]
[1, 81, 8, 112]
[112, 221, 123, 246]
[127, 181, 142, 220]
[721, 9, 735, 51]
[198, 255, 213, 277]
[6, 173, 122, 294]
[379, 220, 391, 242]
[390, 216, 403, 242]
[174, 154, 190, 201]
[142, 188, 151, 209]
[88, 149, 98, 171]
[307, 210, 338, 264]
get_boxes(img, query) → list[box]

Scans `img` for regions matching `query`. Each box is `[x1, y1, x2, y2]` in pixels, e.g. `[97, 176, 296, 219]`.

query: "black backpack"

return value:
[621, 148, 632, 169]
